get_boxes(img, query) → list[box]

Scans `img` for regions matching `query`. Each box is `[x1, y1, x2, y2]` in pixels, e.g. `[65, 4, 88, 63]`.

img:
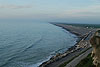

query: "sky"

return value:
[0, 0, 100, 23]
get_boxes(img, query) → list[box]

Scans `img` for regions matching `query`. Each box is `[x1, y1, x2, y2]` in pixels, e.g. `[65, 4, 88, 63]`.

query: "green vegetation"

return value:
[68, 24, 100, 28]
[59, 47, 91, 67]
[59, 23, 100, 28]
[76, 53, 95, 67]
[59, 56, 76, 67]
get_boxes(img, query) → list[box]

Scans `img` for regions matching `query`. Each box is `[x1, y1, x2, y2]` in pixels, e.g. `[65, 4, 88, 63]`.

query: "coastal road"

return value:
[46, 48, 91, 67]
[43, 24, 95, 67]
[65, 48, 92, 67]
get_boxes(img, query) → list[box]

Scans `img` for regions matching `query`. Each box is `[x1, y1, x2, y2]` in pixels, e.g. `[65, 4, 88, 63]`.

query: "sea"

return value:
[0, 21, 77, 67]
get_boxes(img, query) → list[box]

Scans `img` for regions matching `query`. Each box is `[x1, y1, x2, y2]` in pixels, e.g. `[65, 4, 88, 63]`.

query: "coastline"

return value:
[54, 24, 81, 36]
[39, 23, 94, 67]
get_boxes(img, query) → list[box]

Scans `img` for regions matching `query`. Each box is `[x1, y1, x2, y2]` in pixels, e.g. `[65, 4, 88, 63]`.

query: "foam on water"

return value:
[0, 21, 77, 67]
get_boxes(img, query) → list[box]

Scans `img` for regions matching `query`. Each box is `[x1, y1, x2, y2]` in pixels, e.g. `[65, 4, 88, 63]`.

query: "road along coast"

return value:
[39, 23, 96, 67]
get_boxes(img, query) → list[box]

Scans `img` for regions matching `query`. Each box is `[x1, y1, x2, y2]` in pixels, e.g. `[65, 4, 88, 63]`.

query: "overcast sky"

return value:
[0, 0, 100, 23]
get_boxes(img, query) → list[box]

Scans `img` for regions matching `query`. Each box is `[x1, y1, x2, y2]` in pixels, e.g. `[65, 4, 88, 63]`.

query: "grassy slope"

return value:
[59, 48, 91, 67]
[76, 53, 95, 67]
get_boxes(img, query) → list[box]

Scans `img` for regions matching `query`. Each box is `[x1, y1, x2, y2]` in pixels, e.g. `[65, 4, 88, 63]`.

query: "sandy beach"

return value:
[39, 23, 96, 67]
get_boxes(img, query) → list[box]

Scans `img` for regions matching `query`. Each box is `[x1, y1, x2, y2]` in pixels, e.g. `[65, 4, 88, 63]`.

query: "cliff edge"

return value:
[90, 30, 100, 67]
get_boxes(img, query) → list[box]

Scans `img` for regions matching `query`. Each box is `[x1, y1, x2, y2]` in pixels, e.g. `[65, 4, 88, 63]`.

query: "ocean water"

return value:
[0, 22, 77, 67]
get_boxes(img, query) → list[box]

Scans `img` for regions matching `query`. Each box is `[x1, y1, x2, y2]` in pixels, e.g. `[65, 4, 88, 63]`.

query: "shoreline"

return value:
[54, 24, 81, 36]
[39, 23, 94, 67]
[39, 26, 79, 67]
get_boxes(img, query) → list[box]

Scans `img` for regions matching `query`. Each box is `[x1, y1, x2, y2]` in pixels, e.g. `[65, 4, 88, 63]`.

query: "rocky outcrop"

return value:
[90, 30, 100, 67]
